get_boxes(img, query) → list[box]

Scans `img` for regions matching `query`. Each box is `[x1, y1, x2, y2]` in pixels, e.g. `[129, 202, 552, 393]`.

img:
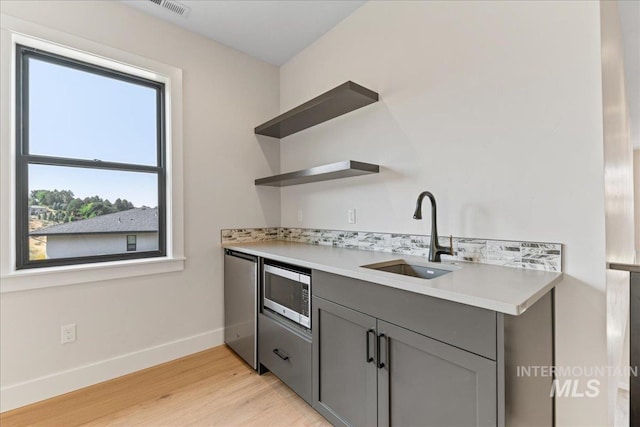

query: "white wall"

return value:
[0, 0, 279, 411]
[279, 1, 608, 425]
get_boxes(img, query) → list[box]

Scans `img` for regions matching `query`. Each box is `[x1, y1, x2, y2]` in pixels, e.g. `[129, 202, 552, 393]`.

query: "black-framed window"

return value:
[126, 235, 137, 252]
[16, 45, 166, 269]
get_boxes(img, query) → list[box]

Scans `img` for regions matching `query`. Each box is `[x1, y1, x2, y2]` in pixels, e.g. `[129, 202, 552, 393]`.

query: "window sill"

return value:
[0, 256, 185, 293]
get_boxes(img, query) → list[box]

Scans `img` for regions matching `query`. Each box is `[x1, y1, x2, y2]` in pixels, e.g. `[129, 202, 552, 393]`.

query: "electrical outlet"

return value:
[61, 324, 76, 344]
[297, 210, 303, 222]
[348, 209, 356, 224]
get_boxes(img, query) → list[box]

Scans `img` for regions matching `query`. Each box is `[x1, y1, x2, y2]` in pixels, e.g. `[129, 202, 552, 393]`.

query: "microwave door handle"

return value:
[264, 265, 301, 282]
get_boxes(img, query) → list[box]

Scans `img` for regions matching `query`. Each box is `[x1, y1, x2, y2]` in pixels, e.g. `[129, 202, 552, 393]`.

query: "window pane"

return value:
[28, 165, 159, 261]
[127, 235, 137, 252]
[27, 57, 159, 165]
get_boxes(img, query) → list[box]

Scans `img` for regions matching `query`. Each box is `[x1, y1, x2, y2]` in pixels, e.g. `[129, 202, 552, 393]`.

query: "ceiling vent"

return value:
[148, 0, 190, 18]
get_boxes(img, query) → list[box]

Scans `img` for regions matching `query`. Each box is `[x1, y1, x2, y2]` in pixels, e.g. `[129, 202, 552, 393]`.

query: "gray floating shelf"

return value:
[255, 81, 379, 138]
[255, 160, 380, 187]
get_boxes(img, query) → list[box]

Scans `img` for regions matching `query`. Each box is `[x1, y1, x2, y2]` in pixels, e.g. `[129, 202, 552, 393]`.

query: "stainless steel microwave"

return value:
[263, 261, 311, 329]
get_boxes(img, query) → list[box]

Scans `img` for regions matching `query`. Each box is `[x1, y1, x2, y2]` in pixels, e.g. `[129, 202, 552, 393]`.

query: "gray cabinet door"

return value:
[377, 320, 497, 427]
[312, 296, 378, 427]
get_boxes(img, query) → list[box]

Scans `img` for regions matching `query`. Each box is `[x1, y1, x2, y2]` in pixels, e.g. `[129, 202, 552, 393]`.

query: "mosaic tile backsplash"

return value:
[221, 227, 562, 272]
[221, 227, 279, 243]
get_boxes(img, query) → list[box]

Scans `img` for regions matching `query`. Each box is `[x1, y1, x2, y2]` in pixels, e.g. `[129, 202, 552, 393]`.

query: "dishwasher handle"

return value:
[225, 249, 257, 262]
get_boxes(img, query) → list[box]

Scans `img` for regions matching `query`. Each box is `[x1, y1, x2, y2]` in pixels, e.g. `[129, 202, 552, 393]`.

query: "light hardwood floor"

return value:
[0, 345, 330, 426]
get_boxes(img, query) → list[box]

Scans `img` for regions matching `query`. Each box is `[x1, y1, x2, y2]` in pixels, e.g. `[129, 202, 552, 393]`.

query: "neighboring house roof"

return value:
[31, 208, 158, 236]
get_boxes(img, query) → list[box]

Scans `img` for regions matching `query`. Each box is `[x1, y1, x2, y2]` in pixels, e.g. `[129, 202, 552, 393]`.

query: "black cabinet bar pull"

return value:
[273, 348, 289, 361]
[366, 329, 375, 363]
[377, 333, 387, 369]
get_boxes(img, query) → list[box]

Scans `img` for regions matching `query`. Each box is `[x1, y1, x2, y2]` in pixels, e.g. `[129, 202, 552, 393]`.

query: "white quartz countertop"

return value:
[223, 241, 562, 316]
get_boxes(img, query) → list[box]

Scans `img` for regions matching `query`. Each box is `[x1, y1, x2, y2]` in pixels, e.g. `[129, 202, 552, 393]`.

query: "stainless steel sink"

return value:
[361, 259, 455, 279]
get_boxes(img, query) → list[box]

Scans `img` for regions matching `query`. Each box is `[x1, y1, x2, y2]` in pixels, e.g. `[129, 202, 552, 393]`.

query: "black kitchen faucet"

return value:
[413, 191, 453, 262]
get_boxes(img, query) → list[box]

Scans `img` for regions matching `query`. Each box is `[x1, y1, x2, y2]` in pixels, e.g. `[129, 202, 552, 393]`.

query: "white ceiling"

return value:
[122, 0, 638, 148]
[121, 0, 365, 66]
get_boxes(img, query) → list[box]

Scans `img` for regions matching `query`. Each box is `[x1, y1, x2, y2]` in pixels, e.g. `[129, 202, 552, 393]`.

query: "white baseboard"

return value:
[0, 328, 224, 412]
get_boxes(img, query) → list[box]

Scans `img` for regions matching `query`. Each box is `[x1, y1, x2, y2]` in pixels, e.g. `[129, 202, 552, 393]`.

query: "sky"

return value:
[27, 57, 160, 207]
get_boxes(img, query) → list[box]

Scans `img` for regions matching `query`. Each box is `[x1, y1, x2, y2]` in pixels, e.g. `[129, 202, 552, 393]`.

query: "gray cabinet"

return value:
[312, 296, 378, 426]
[313, 296, 495, 427]
[312, 270, 554, 427]
[313, 268, 496, 359]
[377, 320, 496, 427]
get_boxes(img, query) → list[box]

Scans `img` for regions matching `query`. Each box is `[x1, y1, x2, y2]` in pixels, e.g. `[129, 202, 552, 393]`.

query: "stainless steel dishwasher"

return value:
[224, 249, 258, 369]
